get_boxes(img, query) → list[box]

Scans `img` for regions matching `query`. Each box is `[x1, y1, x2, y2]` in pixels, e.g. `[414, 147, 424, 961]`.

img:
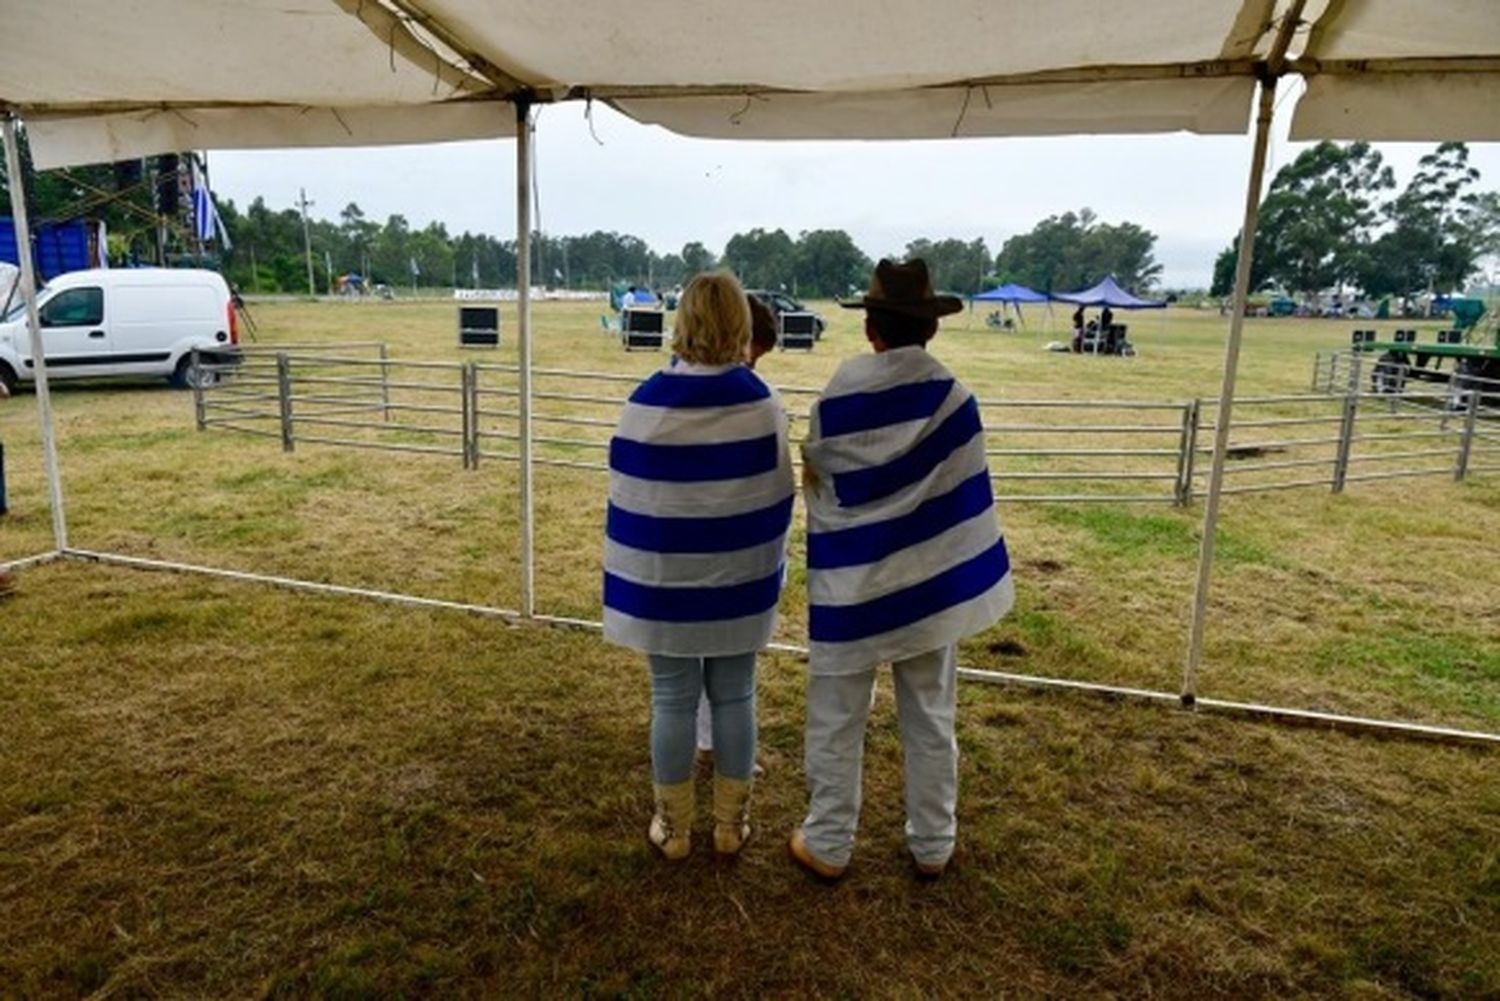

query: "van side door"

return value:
[111, 281, 221, 375]
[27, 285, 109, 378]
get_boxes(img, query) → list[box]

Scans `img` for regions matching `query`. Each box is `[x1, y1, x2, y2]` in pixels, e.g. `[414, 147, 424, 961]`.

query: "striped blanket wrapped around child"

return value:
[603, 361, 795, 657]
[802, 346, 1014, 674]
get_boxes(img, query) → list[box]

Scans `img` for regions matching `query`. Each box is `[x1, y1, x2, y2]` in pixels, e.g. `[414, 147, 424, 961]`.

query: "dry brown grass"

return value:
[0, 299, 1497, 996]
[2, 562, 1497, 997]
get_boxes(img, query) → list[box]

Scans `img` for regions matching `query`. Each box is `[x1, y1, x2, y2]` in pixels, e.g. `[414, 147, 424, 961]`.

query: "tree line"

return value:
[1, 129, 1168, 298]
[210, 203, 1163, 300]
[1212, 141, 1500, 299]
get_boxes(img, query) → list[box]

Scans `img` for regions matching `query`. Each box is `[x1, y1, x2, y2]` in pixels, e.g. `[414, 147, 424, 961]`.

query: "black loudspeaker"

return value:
[156, 154, 180, 215]
[779, 311, 817, 350]
[621, 309, 664, 350]
[458, 306, 500, 347]
[1351, 329, 1375, 345]
[113, 158, 143, 192]
[1394, 328, 1416, 344]
[1438, 329, 1462, 345]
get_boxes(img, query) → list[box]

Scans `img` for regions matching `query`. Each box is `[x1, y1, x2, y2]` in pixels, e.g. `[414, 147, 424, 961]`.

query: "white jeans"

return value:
[800, 645, 958, 868]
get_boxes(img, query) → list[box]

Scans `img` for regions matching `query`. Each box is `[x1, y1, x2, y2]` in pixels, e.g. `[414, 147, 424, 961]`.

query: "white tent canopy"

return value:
[5, 0, 1499, 167]
[3, 0, 1498, 742]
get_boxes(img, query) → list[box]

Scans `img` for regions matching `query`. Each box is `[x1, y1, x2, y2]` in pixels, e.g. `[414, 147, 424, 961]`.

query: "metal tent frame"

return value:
[3, 4, 1497, 748]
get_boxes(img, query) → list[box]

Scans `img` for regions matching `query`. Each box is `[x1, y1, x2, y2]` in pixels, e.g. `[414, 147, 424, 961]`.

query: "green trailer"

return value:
[1353, 323, 1500, 399]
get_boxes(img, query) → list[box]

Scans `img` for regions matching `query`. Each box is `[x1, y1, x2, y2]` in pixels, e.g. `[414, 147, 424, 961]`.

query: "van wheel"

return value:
[171, 355, 220, 390]
[0, 362, 16, 396]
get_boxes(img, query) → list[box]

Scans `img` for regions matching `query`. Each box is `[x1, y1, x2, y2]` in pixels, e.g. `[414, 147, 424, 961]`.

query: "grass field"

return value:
[1, 298, 1497, 996]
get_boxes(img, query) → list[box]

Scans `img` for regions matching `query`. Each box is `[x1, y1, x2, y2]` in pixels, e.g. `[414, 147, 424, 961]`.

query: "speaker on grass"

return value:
[458, 305, 501, 347]
[779, 311, 817, 350]
[621, 308, 664, 349]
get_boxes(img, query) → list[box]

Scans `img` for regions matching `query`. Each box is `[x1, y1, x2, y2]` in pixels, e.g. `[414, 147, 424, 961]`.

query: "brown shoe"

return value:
[787, 828, 846, 883]
[911, 852, 950, 881]
[0, 570, 15, 599]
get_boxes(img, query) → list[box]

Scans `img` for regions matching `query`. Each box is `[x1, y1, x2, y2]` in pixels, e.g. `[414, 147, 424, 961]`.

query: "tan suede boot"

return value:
[712, 775, 753, 856]
[648, 780, 694, 860]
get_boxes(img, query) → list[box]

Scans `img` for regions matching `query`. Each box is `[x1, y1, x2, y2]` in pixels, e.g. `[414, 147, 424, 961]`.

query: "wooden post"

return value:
[276, 352, 295, 453]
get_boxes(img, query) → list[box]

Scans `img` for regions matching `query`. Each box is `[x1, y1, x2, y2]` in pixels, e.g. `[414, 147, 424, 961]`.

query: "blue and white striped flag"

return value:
[802, 347, 1013, 674]
[603, 362, 795, 657]
[191, 162, 231, 248]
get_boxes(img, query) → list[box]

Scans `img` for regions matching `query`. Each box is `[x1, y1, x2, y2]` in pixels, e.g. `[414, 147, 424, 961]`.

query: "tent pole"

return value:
[1181, 79, 1277, 703]
[2, 113, 68, 551]
[515, 98, 535, 618]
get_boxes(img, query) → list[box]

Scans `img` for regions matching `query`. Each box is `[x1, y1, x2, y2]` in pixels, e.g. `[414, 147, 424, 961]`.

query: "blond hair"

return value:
[673, 272, 751, 365]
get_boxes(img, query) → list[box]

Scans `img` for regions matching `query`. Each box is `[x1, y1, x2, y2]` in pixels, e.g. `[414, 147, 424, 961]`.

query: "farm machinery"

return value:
[1312, 299, 1500, 407]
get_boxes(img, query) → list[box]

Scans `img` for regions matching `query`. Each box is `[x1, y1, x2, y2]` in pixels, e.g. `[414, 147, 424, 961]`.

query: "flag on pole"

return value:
[191, 160, 232, 248]
[409, 256, 421, 277]
[801, 348, 1014, 673]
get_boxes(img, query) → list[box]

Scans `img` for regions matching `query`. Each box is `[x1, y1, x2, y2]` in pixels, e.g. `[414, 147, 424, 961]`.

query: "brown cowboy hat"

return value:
[840, 258, 964, 319]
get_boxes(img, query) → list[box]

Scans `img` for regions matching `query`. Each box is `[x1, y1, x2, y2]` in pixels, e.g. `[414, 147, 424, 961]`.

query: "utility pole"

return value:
[324, 249, 334, 294]
[297, 187, 315, 296]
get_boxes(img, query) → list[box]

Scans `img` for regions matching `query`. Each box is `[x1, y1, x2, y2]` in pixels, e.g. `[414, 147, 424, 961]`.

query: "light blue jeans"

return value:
[648, 652, 757, 783]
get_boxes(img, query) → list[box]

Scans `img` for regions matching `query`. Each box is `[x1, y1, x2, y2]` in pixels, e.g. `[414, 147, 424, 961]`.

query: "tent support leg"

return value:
[1, 114, 68, 551]
[1181, 78, 1278, 705]
[515, 98, 535, 618]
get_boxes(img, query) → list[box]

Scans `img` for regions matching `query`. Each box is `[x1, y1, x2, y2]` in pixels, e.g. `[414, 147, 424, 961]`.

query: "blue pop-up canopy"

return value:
[1051, 275, 1165, 309]
[972, 282, 1048, 304]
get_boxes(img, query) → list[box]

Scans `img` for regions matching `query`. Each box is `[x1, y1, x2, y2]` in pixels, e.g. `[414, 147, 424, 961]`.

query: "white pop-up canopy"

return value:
[3, 0, 1498, 741]
[6, 0, 1499, 167]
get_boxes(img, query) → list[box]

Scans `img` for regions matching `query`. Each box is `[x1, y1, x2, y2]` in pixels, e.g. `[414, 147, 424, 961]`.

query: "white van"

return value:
[0, 267, 239, 393]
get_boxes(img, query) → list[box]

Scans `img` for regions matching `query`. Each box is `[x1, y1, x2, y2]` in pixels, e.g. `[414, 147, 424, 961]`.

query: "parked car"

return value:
[747, 289, 826, 340]
[0, 268, 239, 393]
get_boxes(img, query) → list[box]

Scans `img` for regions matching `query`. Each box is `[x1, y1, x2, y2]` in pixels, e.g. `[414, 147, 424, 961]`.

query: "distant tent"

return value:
[1052, 275, 1165, 309]
[969, 282, 1050, 330]
[972, 283, 1048, 303]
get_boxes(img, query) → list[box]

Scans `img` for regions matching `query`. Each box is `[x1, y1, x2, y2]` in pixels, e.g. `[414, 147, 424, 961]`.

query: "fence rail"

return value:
[194, 347, 1497, 504]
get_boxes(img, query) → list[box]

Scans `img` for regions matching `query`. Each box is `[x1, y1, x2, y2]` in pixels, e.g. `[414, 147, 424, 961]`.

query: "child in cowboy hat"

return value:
[789, 259, 1015, 881]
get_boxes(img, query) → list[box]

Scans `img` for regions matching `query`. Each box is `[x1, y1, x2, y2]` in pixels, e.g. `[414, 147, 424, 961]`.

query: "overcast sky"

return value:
[207, 97, 1500, 290]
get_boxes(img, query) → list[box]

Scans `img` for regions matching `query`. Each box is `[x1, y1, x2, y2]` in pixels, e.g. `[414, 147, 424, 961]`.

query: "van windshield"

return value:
[1, 283, 46, 322]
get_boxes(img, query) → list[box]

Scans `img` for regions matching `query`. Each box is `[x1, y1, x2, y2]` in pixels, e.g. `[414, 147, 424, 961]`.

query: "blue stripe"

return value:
[608, 495, 793, 553]
[831, 396, 982, 507]
[808, 471, 993, 569]
[605, 566, 785, 623]
[610, 433, 779, 482]
[818, 378, 953, 438]
[810, 538, 1010, 643]
[630, 368, 770, 409]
